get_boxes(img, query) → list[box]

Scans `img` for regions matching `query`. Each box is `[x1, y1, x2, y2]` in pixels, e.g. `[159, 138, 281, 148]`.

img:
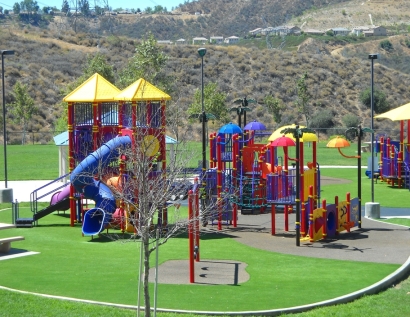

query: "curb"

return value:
[1, 256, 410, 316]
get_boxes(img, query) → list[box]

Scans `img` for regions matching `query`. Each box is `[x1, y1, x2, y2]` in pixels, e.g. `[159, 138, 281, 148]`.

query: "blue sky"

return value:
[0, 0, 184, 11]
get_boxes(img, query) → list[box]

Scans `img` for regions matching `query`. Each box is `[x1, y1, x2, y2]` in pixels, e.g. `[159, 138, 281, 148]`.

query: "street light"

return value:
[1, 50, 14, 189]
[368, 53, 378, 203]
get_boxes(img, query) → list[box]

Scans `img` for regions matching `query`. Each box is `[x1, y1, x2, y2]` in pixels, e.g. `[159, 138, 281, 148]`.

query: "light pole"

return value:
[1, 50, 14, 189]
[369, 53, 378, 203]
[198, 48, 207, 176]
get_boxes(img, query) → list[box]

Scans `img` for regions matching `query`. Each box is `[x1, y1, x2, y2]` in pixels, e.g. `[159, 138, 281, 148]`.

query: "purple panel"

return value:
[326, 204, 337, 238]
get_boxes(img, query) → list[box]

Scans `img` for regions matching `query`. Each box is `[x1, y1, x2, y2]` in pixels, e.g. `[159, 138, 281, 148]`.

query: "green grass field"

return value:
[0, 142, 409, 316]
[0, 141, 376, 181]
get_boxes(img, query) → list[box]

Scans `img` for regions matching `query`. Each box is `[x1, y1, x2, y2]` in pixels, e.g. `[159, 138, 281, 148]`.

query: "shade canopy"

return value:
[326, 136, 351, 148]
[244, 120, 266, 131]
[268, 124, 318, 142]
[218, 122, 242, 134]
[374, 102, 410, 121]
[270, 136, 296, 147]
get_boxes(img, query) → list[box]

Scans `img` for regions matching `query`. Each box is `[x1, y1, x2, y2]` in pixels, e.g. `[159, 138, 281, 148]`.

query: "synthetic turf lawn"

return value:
[0, 210, 399, 312]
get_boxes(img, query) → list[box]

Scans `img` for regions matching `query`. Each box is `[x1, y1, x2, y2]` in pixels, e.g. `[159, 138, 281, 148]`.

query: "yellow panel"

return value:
[312, 208, 325, 242]
[303, 168, 315, 201]
[338, 201, 348, 233]
[63, 73, 121, 102]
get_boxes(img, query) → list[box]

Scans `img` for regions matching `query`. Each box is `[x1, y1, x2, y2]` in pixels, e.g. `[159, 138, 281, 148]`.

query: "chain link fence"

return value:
[2, 131, 66, 145]
[0, 127, 403, 146]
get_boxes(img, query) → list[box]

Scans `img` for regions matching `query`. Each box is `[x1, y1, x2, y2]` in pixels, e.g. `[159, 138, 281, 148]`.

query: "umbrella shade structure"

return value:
[244, 120, 266, 131]
[270, 136, 296, 147]
[326, 136, 351, 148]
[268, 124, 318, 142]
[218, 122, 242, 134]
[375, 102, 410, 121]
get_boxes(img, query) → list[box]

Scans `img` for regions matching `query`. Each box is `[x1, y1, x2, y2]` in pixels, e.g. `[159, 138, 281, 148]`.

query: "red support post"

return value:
[300, 142, 305, 237]
[309, 186, 313, 242]
[194, 181, 200, 262]
[346, 192, 351, 233]
[271, 204, 276, 235]
[335, 196, 339, 235]
[232, 134, 238, 228]
[217, 136, 222, 230]
[188, 190, 194, 283]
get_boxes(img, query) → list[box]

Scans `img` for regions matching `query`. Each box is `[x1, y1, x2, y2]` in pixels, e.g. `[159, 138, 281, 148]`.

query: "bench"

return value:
[0, 236, 25, 253]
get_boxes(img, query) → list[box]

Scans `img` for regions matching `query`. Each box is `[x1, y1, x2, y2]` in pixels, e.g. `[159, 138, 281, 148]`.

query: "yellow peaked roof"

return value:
[115, 78, 171, 101]
[63, 73, 121, 102]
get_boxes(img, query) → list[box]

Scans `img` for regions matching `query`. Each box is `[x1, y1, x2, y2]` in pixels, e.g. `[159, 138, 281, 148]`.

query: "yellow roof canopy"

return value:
[63, 73, 121, 102]
[115, 78, 171, 101]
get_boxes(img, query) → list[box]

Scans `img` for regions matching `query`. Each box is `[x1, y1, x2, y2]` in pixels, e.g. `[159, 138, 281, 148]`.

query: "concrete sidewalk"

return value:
[0, 180, 69, 203]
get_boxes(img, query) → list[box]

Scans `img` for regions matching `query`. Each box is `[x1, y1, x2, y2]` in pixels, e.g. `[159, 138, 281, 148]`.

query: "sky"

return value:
[0, 0, 185, 12]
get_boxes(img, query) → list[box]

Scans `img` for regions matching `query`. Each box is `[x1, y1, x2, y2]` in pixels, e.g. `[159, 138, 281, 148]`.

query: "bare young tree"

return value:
[70, 101, 225, 317]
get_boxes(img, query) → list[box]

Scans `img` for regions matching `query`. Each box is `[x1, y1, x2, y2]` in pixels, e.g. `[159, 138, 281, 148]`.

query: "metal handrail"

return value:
[30, 174, 70, 214]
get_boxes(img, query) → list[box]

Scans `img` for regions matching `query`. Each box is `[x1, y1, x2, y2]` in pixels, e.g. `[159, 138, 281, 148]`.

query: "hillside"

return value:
[1, 0, 410, 143]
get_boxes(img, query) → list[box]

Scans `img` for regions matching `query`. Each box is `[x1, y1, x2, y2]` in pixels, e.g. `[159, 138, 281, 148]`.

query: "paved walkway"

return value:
[0, 180, 69, 203]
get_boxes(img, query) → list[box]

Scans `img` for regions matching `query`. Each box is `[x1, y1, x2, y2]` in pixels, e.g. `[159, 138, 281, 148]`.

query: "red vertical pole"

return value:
[300, 142, 305, 237]
[284, 146, 289, 231]
[92, 102, 99, 151]
[322, 199, 327, 239]
[309, 186, 313, 242]
[335, 196, 339, 235]
[194, 180, 200, 262]
[313, 141, 317, 206]
[408, 120, 410, 153]
[380, 136, 384, 180]
[232, 134, 238, 227]
[346, 192, 351, 233]
[188, 190, 194, 283]
[68, 102, 76, 227]
[398, 151, 403, 188]
[400, 120, 404, 155]
[390, 144, 395, 186]
[271, 204, 276, 235]
[217, 136, 222, 230]
[118, 101, 124, 136]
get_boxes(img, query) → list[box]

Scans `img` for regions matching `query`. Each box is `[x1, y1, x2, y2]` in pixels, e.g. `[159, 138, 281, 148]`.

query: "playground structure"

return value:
[16, 73, 187, 235]
[200, 122, 361, 243]
[374, 102, 410, 189]
[14, 73, 361, 245]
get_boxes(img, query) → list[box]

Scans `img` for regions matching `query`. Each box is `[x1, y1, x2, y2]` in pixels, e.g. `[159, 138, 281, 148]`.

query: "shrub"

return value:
[309, 109, 334, 133]
[380, 39, 393, 51]
[342, 114, 361, 128]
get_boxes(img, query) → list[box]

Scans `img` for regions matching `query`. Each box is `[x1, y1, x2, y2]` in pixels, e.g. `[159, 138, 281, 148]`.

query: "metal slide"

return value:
[70, 136, 131, 236]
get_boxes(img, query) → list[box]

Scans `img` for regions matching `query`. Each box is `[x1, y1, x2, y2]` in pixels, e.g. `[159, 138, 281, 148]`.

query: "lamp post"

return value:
[1, 50, 14, 189]
[198, 48, 207, 176]
[368, 53, 378, 203]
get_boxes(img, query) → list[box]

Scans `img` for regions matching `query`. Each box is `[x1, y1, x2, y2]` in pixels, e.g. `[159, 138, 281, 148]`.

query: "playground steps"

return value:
[15, 218, 33, 228]
[15, 197, 71, 228]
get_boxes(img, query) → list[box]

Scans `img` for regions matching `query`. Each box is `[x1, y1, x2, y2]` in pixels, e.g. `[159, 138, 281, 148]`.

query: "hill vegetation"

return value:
[1, 0, 410, 143]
